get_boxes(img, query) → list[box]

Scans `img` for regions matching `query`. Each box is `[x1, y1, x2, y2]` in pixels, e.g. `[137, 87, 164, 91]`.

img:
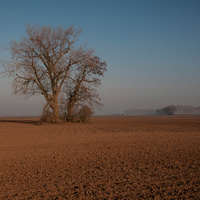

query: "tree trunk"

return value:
[67, 107, 72, 122]
[52, 99, 60, 123]
[67, 102, 75, 122]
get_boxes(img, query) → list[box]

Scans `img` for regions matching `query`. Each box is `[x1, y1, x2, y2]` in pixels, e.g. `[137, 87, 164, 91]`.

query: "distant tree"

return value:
[156, 105, 177, 115]
[176, 104, 184, 115]
[195, 106, 200, 115]
[1, 24, 107, 122]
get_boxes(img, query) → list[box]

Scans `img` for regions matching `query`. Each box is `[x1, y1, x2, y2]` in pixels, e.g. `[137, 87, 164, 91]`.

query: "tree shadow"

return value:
[0, 118, 40, 125]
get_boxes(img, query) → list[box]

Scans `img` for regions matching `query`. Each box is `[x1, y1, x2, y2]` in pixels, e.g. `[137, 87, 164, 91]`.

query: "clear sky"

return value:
[0, 0, 200, 116]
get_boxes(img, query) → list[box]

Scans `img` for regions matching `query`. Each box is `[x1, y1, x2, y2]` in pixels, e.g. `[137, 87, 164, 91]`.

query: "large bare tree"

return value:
[1, 25, 107, 122]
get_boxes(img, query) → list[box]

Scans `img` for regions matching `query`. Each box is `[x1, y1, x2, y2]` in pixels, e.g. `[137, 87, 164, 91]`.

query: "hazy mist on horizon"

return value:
[0, 0, 199, 116]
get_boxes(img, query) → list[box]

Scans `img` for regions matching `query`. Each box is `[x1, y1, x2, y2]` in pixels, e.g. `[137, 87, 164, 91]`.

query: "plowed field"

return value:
[0, 116, 200, 199]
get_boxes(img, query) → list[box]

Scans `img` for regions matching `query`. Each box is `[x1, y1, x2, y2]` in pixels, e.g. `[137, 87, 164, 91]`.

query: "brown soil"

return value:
[0, 116, 200, 199]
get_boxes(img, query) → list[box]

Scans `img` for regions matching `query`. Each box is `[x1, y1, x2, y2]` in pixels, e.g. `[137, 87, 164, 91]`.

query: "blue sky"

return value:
[0, 0, 200, 116]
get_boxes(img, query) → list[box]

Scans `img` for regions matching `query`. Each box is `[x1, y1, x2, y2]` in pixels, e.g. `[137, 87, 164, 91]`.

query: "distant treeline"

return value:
[125, 109, 155, 116]
[125, 105, 200, 116]
[175, 105, 200, 115]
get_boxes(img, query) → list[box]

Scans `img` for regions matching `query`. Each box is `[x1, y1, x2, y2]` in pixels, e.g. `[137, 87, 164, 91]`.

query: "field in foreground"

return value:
[0, 116, 200, 199]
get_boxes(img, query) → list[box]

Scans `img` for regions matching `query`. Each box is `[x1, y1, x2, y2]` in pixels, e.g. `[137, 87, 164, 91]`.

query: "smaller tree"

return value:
[60, 51, 106, 122]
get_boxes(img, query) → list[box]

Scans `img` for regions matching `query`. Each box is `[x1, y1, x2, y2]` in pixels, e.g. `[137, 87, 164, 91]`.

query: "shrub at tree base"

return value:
[40, 105, 93, 123]
[40, 110, 55, 123]
[78, 106, 93, 123]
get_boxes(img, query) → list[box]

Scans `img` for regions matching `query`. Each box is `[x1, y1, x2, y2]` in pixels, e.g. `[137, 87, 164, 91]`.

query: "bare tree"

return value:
[1, 24, 107, 122]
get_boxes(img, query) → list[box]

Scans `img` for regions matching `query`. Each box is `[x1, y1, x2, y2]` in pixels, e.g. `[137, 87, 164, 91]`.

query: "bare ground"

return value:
[0, 116, 200, 199]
